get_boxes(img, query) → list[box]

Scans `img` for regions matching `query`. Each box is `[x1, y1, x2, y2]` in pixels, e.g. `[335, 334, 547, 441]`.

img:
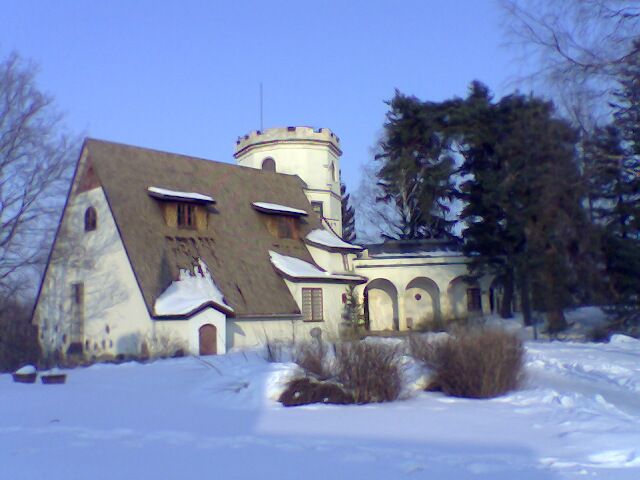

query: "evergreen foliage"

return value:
[597, 41, 640, 333]
[457, 86, 593, 331]
[375, 91, 456, 240]
[340, 182, 357, 243]
[341, 284, 365, 335]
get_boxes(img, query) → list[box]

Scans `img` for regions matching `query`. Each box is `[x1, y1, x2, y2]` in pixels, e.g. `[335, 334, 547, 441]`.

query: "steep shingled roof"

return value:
[84, 138, 327, 318]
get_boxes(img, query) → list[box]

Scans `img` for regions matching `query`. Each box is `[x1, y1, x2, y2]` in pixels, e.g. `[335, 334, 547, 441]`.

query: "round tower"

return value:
[234, 126, 343, 235]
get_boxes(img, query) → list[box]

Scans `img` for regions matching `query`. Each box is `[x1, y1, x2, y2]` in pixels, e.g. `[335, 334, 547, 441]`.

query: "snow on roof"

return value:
[148, 187, 215, 203]
[269, 251, 364, 281]
[252, 202, 307, 216]
[369, 250, 463, 258]
[306, 229, 363, 251]
[154, 258, 233, 316]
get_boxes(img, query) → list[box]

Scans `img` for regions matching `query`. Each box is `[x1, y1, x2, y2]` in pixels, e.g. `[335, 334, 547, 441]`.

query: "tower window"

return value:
[329, 163, 336, 182]
[84, 207, 97, 232]
[177, 203, 195, 228]
[261, 157, 276, 172]
[72, 282, 84, 306]
[311, 201, 324, 218]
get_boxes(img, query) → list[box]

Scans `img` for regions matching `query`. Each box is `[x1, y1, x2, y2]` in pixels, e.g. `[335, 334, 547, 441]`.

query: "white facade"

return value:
[33, 152, 226, 360]
[354, 251, 494, 331]
[234, 127, 343, 235]
[33, 127, 495, 363]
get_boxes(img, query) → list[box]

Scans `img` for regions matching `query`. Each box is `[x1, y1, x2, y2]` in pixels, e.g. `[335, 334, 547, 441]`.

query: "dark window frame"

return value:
[311, 201, 324, 218]
[466, 287, 482, 313]
[84, 207, 97, 232]
[277, 216, 296, 239]
[177, 203, 196, 229]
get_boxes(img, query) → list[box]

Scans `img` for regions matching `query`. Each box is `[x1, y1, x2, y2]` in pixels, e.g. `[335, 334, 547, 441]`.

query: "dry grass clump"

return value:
[293, 341, 330, 379]
[410, 329, 525, 399]
[279, 340, 403, 406]
[334, 341, 403, 404]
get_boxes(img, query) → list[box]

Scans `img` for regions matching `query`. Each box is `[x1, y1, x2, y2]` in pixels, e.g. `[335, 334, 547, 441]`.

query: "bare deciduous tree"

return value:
[0, 51, 77, 300]
[501, 0, 640, 120]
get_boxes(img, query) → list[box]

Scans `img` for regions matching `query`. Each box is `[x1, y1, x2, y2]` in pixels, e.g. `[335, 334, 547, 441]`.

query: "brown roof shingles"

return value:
[86, 138, 324, 318]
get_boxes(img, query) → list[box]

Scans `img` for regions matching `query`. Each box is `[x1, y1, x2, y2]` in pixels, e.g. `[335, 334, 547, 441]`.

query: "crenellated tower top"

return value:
[234, 126, 343, 235]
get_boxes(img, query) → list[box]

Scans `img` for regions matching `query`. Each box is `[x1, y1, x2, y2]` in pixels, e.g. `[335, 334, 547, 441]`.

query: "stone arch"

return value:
[405, 277, 441, 328]
[261, 157, 276, 172]
[199, 324, 217, 355]
[448, 276, 482, 319]
[364, 278, 398, 331]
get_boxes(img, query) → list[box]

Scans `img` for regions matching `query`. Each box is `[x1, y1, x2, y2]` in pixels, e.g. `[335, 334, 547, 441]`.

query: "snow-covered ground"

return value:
[2, 335, 639, 479]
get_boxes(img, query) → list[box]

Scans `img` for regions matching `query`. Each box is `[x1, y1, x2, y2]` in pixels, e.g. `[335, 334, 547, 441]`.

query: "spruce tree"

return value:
[457, 85, 592, 331]
[602, 40, 640, 332]
[376, 91, 456, 240]
[340, 182, 357, 243]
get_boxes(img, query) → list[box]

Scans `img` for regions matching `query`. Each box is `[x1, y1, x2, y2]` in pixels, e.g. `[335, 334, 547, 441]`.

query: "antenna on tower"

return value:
[259, 82, 264, 131]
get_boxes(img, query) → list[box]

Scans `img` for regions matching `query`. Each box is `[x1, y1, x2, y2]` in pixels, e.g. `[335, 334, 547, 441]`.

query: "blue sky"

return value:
[1, 0, 522, 192]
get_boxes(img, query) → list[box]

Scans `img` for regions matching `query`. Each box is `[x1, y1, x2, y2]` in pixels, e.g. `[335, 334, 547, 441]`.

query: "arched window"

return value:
[262, 157, 276, 172]
[84, 207, 97, 232]
[329, 162, 336, 182]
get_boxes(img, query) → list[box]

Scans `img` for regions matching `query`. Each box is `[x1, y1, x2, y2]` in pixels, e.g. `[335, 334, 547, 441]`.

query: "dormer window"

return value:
[252, 202, 307, 240]
[84, 207, 97, 232]
[147, 187, 215, 231]
[177, 203, 195, 229]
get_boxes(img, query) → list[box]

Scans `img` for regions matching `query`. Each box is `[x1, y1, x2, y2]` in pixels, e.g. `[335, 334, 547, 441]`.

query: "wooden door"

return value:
[199, 324, 217, 355]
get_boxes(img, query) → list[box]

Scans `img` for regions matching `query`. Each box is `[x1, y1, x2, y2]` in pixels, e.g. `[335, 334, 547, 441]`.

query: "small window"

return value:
[277, 216, 295, 239]
[177, 203, 195, 228]
[342, 254, 350, 271]
[72, 282, 84, 306]
[311, 201, 324, 218]
[262, 157, 276, 172]
[84, 207, 97, 232]
[302, 288, 323, 321]
[329, 163, 336, 182]
[467, 287, 482, 312]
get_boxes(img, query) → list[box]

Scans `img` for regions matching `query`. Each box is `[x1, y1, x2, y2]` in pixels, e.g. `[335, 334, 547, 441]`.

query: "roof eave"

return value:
[153, 301, 235, 320]
[305, 239, 364, 252]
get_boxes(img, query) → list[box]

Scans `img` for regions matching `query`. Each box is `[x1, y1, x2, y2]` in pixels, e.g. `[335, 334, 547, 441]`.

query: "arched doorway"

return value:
[199, 324, 217, 355]
[364, 279, 399, 331]
[405, 277, 441, 328]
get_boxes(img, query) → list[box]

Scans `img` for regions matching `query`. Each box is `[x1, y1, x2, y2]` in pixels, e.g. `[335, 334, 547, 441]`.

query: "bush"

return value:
[293, 340, 330, 379]
[279, 377, 354, 406]
[142, 332, 188, 359]
[410, 329, 524, 399]
[263, 338, 290, 363]
[334, 341, 403, 403]
[0, 300, 40, 373]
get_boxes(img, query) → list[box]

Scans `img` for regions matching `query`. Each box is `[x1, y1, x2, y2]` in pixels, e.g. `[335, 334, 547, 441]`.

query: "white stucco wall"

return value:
[354, 254, 493, 331]
[34, 180, 154, 359]
[234, 127, 343, 235]
[227, 277, 353, 349]
[154, 308, 226, 355]
[33, 158, 227, 359]
[306, 244, 356, 274]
